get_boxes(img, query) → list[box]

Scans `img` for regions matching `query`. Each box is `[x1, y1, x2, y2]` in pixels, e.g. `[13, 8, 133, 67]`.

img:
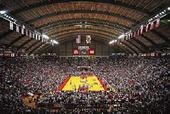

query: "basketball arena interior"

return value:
[0, 0, 170, 114]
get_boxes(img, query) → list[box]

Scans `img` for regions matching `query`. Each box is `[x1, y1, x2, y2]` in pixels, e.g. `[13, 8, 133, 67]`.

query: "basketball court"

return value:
[58, 75, 107, 92]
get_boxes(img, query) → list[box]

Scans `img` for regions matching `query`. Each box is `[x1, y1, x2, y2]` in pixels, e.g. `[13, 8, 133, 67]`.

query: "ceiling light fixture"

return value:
[51, 40, 59, 45]
[0, 10, 7, 14]
[42, 34, 49, 40]
[118, 34, 125, 39]
[168, 7, 170, 11]
[109, 40, 117, 44]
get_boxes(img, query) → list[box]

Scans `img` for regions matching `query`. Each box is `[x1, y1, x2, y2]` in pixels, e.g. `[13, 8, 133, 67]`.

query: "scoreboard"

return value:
[73, 35, 95, 56]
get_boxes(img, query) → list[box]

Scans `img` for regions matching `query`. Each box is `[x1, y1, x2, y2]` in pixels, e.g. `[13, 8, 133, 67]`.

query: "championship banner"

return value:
[35, 33, 38, 40]
[9, 21, 13, 30]
[25, 29, 29, 36]
[137, 29, 140, 36]
[9, 21, 47, 43]
[150, 22, 155, 30]
[132, 19, 160, 38]
[29, 30, 32, 38]
[1, 12, 58, 46]
[16, 24, 20, 33]
[38, 34, 41, 40]
[21, 25, 25, 35]
[145, 23, 149, 32]
[140, 25, 144, 35]
[76, 35, 81, 44]
[154, 18, 160, 28]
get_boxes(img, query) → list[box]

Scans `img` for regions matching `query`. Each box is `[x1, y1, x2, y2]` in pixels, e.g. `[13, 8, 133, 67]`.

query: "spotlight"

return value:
[53, 40, 59, 45]
[0, 4, 7, 14]
[168, 7, 170, 11]
[42, 34, 49, 40]
[109, 41, 113, 45]
[118, 34, 125, 39]
[109, 40, 117, 44]
[0, 10, 7, 14]
[51, 40, 59, 45]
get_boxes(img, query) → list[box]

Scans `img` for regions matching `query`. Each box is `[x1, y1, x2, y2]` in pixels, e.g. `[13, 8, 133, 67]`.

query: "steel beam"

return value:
[126, 40, 144, 52]
[11, 0, 150, 15]
[27, 10, 138, 24]
[6, 35, 25, 48]
[152, 30, 170, 42]
[141, 34, 157, 45]
[121, 42, 138, 54]
[17, 39, 32, 51]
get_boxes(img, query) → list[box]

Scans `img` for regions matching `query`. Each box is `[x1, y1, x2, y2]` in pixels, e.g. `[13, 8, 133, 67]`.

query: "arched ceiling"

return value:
[0, 0, 170, 54]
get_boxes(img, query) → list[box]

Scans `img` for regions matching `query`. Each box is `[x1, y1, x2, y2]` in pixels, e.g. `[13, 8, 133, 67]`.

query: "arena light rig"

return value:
[0, 11, 59, 46]
[168, 7, 170, 11]
[109, 7, 170, 45]
[109, 40, 117, 45]
[50, 40, 59, 46]
[0, 10, 7, 15]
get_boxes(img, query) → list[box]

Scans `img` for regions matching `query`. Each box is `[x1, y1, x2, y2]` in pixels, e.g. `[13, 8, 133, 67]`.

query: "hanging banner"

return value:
[32, 33, 35, 39]
[42, 37, 44, 42]
[86, 35, 91, 44]
[9, 21, 14, 30]
[35, 34, 38, 40]
[29, 30, 32, 38]
[150, 22, 154, 30]
[76, 35, 81, 44]
[25, 29, 29, 36]
[155, 18, 160, 28]
[38, 35, 41, 40]
[140, 25, 144, 35]
[137, 29, 140, 36]
[16, 24, 20, 33]
[145, 24, 149, 32]
[21, 25, 25, 35]
[7, 18, 56, 45]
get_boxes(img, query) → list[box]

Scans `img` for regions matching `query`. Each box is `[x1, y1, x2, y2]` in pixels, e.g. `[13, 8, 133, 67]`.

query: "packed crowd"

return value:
[0, 56, 169, 114]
